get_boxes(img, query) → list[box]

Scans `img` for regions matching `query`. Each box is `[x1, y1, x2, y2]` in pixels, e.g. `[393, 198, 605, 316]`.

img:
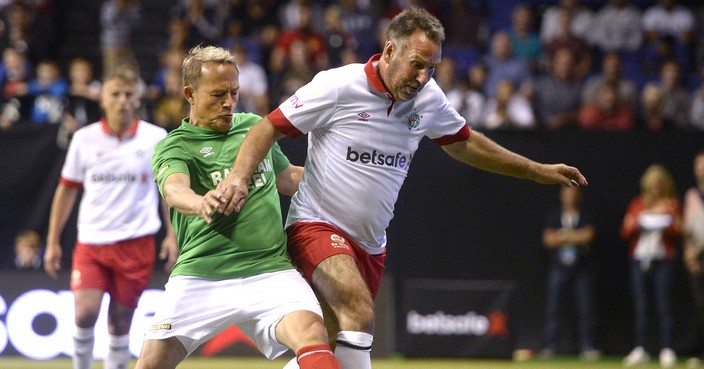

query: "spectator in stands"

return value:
[481, 79, 535, 130]
[273, 39, 315, 106]
[170, 0, 226, 48]
[147, 47, 186, 101]
[578, 83, 636, 131]
[100, 0, 141, 77]
[640, 83, 676, 131]
[683, 151, 704, 368]
[538, 186, 599, 361]
[58, 58, 102, 148]
[655, 59, 691, 129]
[339, 0, 378, 58]
[621, 164, 682, 368]
[152, 68, 188, 131]
[321, 4, 357, 68]
[232, 44, 269, 116]
[483, 31, 531, 98]
[531, 47, 583, 129]
[540, 0, 593, 46]
[582, 52, 638, 107]
[506, 4, 542, 73]
[590, 0, 643, 53]
[0, 46, 30, 101]
[641, 0, 695, 74]
[438, 0, 487, 53]
[14, 229, 43, 271]
[434, 56, 458, 93]
[544, 9, 592, 81]
[23, 59, 67, 125]
[269, 0, 328, 77]
[445, 62, 488, 129]
[691, 76, 704, 130]
[0, 1, 56, 65]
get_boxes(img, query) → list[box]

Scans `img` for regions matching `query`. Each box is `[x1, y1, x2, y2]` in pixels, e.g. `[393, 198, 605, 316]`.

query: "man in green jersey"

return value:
[135, 45, 340, 369]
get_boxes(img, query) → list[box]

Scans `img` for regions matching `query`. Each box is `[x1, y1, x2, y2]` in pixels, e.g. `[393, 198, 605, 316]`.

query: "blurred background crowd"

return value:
[0, 0, 704, 138]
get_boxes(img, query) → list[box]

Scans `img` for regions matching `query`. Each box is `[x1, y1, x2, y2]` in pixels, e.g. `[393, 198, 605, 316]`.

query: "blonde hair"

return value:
[182, 45, 237, 90]
[640, 164, 677, 206]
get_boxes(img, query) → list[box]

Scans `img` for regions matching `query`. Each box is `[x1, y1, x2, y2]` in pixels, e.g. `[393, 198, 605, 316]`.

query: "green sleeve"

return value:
[271, 142, 291, 173]
[151, 137, 190, 196]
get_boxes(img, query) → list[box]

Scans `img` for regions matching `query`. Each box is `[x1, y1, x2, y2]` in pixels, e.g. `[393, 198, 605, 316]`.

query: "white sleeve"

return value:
[278, 70, 338, 134]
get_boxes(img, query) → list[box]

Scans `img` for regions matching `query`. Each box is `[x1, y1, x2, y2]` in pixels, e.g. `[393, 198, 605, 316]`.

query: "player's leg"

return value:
[72, 289, 104, 369]
[71, 243, 109, 369]
[313, 254, 374, 369]
[134, 337, 187, 369]
[275, 310, 340, 369]
[106, 236, 156, 369]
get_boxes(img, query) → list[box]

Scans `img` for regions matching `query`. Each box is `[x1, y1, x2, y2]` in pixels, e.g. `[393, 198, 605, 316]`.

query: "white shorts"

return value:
[143, 269, 322, 359]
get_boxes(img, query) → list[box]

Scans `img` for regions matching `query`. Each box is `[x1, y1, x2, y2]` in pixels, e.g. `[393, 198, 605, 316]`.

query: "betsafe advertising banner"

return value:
[401, 279, 514, 358]
[0, 271, 262, 359]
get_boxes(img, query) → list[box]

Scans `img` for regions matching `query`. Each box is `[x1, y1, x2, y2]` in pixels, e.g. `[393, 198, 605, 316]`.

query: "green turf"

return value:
[0, 356, 694, 369]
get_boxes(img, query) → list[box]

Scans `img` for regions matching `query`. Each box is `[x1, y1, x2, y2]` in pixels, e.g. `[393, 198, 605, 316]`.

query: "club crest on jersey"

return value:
[330, 234, 350, 250]
[405, 112, 422, 130]
[200, 147, 215, 157]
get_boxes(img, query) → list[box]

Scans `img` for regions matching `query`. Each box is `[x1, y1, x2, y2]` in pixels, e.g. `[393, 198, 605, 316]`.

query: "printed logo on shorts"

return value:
[200, 147, 215, 157]
[149, 324, 172, 332]
[330, 234, 350, 250]
[70, 269, 82, 288]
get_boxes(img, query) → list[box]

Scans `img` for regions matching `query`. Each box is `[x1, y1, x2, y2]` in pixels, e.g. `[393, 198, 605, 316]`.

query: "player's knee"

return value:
[341, 295, 374, 332]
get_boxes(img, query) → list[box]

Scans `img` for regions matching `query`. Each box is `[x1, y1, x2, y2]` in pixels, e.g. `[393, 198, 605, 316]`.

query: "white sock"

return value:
[73, 326, 94, 369]
[104, 334, 130, 369]
[334, 331, 373, 369]
[282, 356, 300, 369]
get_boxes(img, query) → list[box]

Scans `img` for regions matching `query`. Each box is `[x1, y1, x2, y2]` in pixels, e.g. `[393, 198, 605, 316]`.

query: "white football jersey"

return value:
[60, 118, 166, 244]
[271, 54, 470, 254]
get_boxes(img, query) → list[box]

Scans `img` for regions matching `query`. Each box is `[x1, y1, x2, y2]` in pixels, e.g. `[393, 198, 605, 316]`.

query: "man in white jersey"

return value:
[217, 8, 588, 369]
[44, 67, 178, 369]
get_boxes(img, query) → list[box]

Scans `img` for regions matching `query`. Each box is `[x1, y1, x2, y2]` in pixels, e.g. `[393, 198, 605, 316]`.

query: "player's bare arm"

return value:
[218, 117, 285, 214]
[276, 164, 304, 197]
[44, 184, 79, 279]
[158, 198, 179, 272]
[442, 131, 588, 187]
[162, 172, 225, 224]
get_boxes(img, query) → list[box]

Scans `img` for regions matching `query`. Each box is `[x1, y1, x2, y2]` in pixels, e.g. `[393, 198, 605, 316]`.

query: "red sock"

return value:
[296, 344, 341, 369]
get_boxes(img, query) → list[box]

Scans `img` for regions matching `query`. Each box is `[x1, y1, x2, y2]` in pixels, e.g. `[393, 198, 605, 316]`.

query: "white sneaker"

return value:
[659, 348, 677, 368]
[624, 346, 650, 367]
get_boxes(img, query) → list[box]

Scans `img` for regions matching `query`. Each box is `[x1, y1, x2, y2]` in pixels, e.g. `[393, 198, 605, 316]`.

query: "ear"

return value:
[183, 86, 195, 105]
[382, 41, 394, 63]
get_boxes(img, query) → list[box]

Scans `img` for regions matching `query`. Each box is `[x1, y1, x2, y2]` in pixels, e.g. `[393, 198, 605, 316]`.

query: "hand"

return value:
[216, 176, 249, 215]
[197, 189, 228, 223]
[43, 243, 62, 279]
[159, 233, 179, 272]
[533, 163, 588, 187]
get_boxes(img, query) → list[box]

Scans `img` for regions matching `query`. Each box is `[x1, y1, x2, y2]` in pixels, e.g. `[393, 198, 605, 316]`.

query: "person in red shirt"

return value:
[578, 83, 635, 130]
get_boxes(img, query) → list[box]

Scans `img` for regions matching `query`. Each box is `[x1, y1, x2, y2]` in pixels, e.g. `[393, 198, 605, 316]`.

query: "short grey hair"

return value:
[182, 45, 237, 89]
[385, 7, 445, 46]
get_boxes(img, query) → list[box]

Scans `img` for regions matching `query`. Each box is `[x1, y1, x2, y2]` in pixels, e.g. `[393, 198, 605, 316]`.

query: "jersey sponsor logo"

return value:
[90, 172, 143, 183]
[209, 159, 274, 188]
[357, 112, 370, 122]
[345, 146, 412, 169]
[200, 147, 215, 157]
[288, 95, 304, 109]
[330, 234, 350, 250]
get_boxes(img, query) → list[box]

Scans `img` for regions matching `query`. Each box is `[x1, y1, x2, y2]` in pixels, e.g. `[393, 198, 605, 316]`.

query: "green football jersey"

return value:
[151, 113, 294, 279]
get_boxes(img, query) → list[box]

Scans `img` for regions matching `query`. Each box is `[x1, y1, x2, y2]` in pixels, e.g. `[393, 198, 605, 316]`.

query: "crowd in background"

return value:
[0, 0, 703, 136]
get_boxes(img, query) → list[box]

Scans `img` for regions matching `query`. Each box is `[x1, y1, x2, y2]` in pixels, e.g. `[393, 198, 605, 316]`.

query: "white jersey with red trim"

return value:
[269, 54, 470, 254]
[60, 118, 167, 244]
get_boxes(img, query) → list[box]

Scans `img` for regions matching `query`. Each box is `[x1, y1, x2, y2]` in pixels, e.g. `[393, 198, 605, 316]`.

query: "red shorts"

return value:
[286, 222, 386, 299]
[71, 235, 156, 309]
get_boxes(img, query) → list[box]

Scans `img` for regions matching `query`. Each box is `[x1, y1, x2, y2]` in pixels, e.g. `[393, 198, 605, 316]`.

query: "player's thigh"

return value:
[73, 288, 105, 326]
[312, 254, 372, 310]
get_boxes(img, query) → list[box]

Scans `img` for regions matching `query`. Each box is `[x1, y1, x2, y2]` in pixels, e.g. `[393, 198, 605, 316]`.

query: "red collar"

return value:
[365, 54, 394, 100]
[100, 116, 140, 138]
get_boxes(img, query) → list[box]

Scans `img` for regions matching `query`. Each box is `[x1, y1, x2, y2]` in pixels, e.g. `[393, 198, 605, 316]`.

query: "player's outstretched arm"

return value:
[162, 172, 224, 224]
[442, 130, 588, 187]
[218, 117, 285, 214]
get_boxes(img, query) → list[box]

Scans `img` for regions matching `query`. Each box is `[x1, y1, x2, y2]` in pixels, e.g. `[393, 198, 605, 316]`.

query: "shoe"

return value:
[659, 348, 676, 368]
[537, 347, 555, 359]
[687, 357, 703, 369]
[623, 346, 650, 367]
[580, 348, 602, 361]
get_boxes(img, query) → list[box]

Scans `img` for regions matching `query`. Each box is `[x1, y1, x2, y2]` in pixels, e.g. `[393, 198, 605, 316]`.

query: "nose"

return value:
[416, 69, 431, 85]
